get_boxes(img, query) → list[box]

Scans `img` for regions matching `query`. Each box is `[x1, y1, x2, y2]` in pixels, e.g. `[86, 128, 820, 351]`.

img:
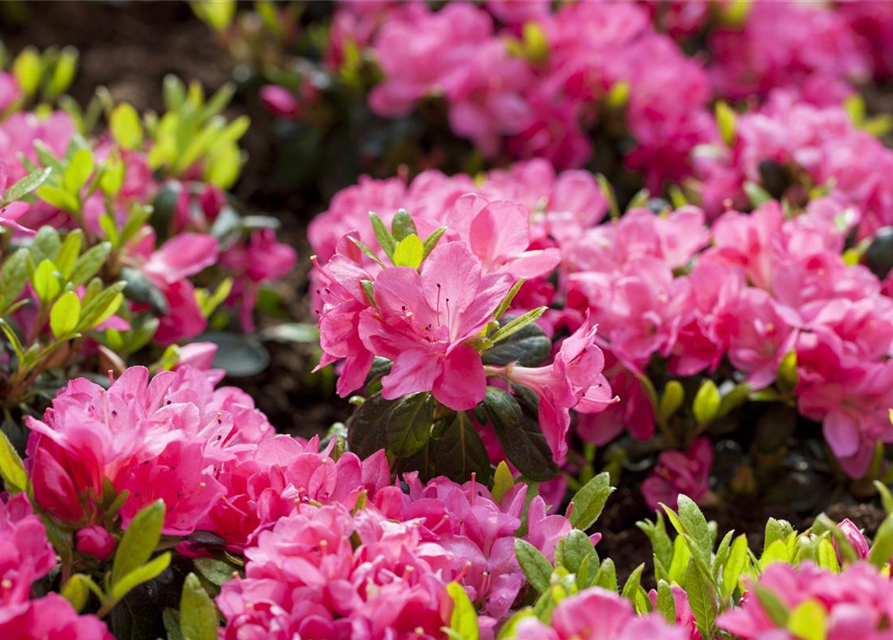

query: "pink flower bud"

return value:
[76, 526, 115, 561]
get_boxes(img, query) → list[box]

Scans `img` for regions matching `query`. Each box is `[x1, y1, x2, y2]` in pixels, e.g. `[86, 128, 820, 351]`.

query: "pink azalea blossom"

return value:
[510, 586, 686, 640]
[75, 525, 115, 561]
[359, 241, 513, 410]
[642, 437, 714, 511]
[719, 562, 893, 640]
[501, 318, 616, 461]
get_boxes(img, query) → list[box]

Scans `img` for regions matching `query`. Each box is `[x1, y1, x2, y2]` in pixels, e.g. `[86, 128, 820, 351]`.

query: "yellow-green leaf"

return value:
[50, 291, 81, 338]
[393, 234, 424, 268]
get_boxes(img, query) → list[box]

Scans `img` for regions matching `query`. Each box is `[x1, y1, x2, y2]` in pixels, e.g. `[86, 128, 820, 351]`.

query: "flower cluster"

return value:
[218, 471, 579, 640]
[719, 562, 893, 640]
[0, 493, 112, 639]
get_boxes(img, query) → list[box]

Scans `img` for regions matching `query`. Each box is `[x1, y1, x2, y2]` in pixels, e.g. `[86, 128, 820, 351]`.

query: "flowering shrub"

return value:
[0, 49, 295, 448]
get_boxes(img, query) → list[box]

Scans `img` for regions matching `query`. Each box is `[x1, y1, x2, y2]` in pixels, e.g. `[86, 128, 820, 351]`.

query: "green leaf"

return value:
[787, 599, 827, 640]
[692, 379, 720, 425]
[436, 411, 492, 484]
[12, 46, 41, 95]
[346, 235, 386, 269]
[492, 461, 514, 502]
[514, 539, 552, 593]
[658, 380, 684, 423]
[112, 499, 166, 586]
[422, 226, 448, 260]
[390, 209, 417, 241]
[444, 582, 479, 640]
[556, 529, 594, 574]
[50, 291, 81, 338]
[0, 167, 53, 207]
[668, 535, 691, 586]
[777, 350, 798, 392]
[77, 284, 125, 332]
[70, 242, 112, 286]
[386, 392, 434, 457]
[369, 212, 396, 261]
[30, 226, 61, 264]
[568, 472, 614, 531]
[685, 559, 716, 638]
[121, 266, 168, 315]
[481, 322, 551, 368]
[593, 557, 617, 592]
[38, 185, 79, 213]
[655, 580, 676, 624]
[813, 514, 857, 564]
[637, 514, 674, 574]
[192, 0, 235, 31]
[493, 278, 527, 321]
[596, 174, 620, 221]
[675, 495, 713, 571]
[483, 387, 557, 482]
[490, 307, 547, 344]
[875, 481, 893, 515]
[744, 181, 773, 208]
[620, 564, 645, 605]
[722, 534, 749, 601]
[755, 585, 789, 626]
[760, 540, 790, 570]
[816, 538, 839, 573]
[55, 230, 83, 281]
[764, 518, 794, 554]
[111, 103, 144, 151]
[180, 573, 219, 640]
[110, 551, 171, 602]
[392, 234, 424, 268]
[32, 258, 61, 301]
[0, 428, 27, 494]
[715, 101, 738, 146]
[717, 382, 752, 417]
[869, 512, 893, 569]
[61, 574, 96, 613]
[193, 558, 237, 587]
[64, 148, 95, 193]
[0, 249, 31, 311]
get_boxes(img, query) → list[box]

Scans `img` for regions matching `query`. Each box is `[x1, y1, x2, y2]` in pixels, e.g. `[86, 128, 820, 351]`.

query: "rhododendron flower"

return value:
[719, 562, 893, 640]
[446, 194, 560, 279]
[0, 495, 112, 640]
[501, 318, 616, 461]
[260, 85, 300, 118]
[510, 587, 686, 640]
[649, 584, 701, 640]
[360, 241, 513, 410]
[25, 365, 273, 535]
[642, 437, 714, 511]
[217, 503, 450, 640]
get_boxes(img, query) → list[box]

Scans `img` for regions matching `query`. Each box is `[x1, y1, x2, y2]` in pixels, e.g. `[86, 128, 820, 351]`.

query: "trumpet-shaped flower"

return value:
[359, 241, 513, 410]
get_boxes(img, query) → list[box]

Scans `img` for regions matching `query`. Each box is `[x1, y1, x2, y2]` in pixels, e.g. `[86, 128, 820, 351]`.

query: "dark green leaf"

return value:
[481, 322, 551, 368]
[121, 267, 169, 316]
[483, 387, 557, 481]
[70, 242, 111, 286]
[386, 392, 433, 457]
[346, 392, 391, 458]
[436, 411, 492, 484]
[369, 212, 396, 261]
[201, 332, 270, 377]
[390, 209, 417, 242]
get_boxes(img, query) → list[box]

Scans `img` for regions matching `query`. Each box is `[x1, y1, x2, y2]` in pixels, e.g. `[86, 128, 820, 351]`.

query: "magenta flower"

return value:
[359, 241, 513, 410]
[511, 587, 686, 640]
[719, 562, 893, 640]
[642, 438, 714, 512]
[502, 318, 616, 461]
[75, 525, 115, 561]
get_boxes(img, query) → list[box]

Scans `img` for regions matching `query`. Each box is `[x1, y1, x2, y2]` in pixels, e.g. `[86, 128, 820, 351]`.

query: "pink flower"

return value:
[0, 72, 21, 112]
[0, 593, 113, 640]
[359, 241, 513, 410]
[0, 494, 56, 609]
[727, 289, 798, 390]
[446, 194, 560, 279]
[642, 438, 714, 511]
[260, 85, 300, 118]
[503, 318, 616, 461]
[719, 562, 893, 640]
[511, 587, 685, 640]
[649, 585, 701, 640]
[836, 519, 870, 561]
[76, 525, 115, 561]
[25, 365, 272, 536]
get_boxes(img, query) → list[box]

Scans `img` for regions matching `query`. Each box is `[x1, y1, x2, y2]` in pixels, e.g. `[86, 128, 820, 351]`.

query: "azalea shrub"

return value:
[0, 47, 296, 446]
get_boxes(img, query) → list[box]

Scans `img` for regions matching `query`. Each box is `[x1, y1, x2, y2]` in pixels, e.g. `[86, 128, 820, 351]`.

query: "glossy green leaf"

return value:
[112, 499, 165, 586]
[392, 234, 424, 268]
[568, 472, 614, 531]
[0, 428, 27, 494]
[180, 573, 219, 640]
[514, 539, 552, 593]
[110, 551, 171, 602]
[50, 291, 81, 338]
